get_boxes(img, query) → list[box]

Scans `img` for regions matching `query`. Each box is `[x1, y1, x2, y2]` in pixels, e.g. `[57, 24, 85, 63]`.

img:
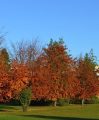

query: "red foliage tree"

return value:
[10, 60, 30, 98]
[41, 39, 75, 106]
[76, 52, 98, 105]
[0, 49, 11, 102]
[31, 57, 50, 100]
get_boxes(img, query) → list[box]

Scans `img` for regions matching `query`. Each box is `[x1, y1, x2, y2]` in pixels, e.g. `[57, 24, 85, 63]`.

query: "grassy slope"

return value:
[0, 104, 99, 120]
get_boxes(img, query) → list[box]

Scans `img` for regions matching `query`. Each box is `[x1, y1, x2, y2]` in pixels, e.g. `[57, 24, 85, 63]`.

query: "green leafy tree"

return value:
[19, 87, 32, 112]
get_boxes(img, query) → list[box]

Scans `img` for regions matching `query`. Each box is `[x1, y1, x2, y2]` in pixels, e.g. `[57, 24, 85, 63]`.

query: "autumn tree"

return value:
[42, 39, 75, 106]
[10, 40, 40, 103]
[31, 54, 50, 100]
[0, 58, 11, 102]
[0, 36, 11, 102]
[10, 60, 30, 98]
[76, 50, 98, 105]
[65, 61, 81, 103]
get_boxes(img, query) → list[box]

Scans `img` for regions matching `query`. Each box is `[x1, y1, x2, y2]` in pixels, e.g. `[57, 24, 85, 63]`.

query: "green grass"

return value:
[0, 104, 99, 120]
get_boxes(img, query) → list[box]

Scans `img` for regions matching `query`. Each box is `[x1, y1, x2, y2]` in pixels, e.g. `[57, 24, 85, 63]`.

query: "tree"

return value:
[0, 42, 11, 102]
[10, 60, 30, 98]
[42, 39, 74, 106]
[0, 33, 11, 102]
[0, 60, 11, 102]
[31, 55, 50, 100]
[19, 87, 32, 112]
[76, 50, 98, 105]
[10, 40, 40, 101]
[66, 62, 81, 103]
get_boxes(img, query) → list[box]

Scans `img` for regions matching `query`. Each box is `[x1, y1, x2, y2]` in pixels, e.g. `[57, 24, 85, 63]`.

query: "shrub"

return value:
[90, 96, 99, 104]
[19, 87, 32, 112]
[57, 98, 69, 106]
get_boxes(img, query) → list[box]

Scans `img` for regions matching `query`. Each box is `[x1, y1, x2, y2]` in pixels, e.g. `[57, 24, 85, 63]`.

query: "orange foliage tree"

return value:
[40, 39, 76, 106]
[10, 60, 30, 98]
[10, 40, 40, 102]
[31, 56, 50, 100]
[76, 51, 98, 105]
[0, 48, 11, 102]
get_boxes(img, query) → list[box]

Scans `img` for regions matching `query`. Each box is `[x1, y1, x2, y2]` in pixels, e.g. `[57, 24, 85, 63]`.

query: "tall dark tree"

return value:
[0, 48, 10, 67]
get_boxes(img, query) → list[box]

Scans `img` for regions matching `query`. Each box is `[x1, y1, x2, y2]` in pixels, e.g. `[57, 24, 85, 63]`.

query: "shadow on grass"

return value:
[20, 115, 98, 120]
[0, 105, 18, 111]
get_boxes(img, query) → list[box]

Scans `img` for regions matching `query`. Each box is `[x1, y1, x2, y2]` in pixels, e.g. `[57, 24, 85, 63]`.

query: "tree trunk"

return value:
[67, 99, 70, 104]
[22, 105, 28, 112]
[53, 101, 57, 107]
[81, 99, 85, 105]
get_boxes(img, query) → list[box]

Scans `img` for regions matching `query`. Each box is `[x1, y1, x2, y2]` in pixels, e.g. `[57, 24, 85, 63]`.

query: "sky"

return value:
[0, 0, 99, 60]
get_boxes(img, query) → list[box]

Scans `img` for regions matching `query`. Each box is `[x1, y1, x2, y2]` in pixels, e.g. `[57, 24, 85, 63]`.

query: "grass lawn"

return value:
[0, 104, 99, 120]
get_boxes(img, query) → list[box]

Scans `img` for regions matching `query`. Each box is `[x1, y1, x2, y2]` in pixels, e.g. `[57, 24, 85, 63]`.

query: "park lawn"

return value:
[0, 104, 98, 120]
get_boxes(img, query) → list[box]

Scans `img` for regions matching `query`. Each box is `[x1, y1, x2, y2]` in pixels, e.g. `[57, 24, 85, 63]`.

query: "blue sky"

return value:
[0, 0, 99, 60]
